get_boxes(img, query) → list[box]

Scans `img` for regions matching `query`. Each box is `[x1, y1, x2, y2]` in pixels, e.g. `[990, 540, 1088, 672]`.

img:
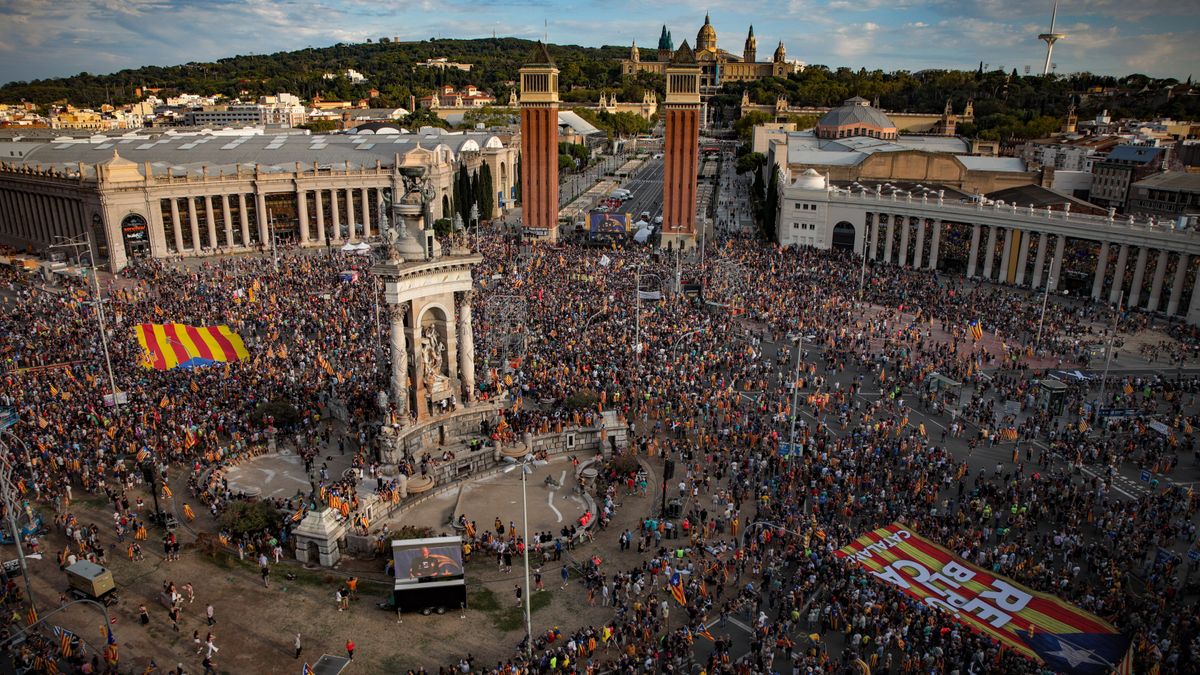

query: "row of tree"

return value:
[719, 66, 1198, 142]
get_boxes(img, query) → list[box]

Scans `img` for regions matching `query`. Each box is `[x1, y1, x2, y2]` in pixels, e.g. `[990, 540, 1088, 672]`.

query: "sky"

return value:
[1, 0, 1197, 86]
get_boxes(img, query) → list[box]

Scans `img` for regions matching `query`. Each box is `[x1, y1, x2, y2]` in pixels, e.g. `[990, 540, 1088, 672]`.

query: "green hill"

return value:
[0, 38, 639, 109]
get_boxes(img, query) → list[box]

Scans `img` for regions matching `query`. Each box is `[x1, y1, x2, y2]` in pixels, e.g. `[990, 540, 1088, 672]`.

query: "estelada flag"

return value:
[836, 523, 1132, 674]
[668, 571, 687, 606]
[135, 323, 249, 370]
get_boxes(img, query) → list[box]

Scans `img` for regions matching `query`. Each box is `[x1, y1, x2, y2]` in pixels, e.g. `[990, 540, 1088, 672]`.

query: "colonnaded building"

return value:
[621, 16, 801, 97]
[776, 168, 1200, 325]
[0, 127, 518, 270]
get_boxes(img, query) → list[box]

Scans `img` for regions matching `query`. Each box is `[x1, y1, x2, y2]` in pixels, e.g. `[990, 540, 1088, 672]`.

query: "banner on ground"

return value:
[835, 523, 1132, 675]
[135, 323, 250, 370]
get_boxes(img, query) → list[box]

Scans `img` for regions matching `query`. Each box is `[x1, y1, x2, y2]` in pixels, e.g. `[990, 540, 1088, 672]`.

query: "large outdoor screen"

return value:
[392, 536, 464, 584]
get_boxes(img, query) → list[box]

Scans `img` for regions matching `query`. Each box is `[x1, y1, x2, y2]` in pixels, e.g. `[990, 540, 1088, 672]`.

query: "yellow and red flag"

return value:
[836, 523, 1132, 674]
[135, 323, 249, 371]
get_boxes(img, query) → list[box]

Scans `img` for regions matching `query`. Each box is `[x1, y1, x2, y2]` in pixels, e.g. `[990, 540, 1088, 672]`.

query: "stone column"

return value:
[1091, 241, 1109, 300]
[883, 215, 895, 264]
[1027, 233, 1046, 288]
[204, 195, 218, 250]
[1109, 244, 1129, 305]
[187, 198, 202, 251]
[999, 228, 1014, 284]
[389, 303, 409, 425]
[966, 223, 981, 277]
[897, 216, 910, 267]
[458, 291, 476, 404]
[1014, 230, 1030, 286]
[1127, 246, 1149, 307]
[1168, 253, 1190, 316]
[982, 225, 997, 280]
[912, 218, 925, 269]
[927, 220, 941, 270]
[330, 189, 342, 243]
[360, 188, 371, 240]
[238, 193, 251, 246]
[1187, 270, 1200, 326]
[169, 198, 184, 252]
[1147, 249, 1169, 312]
[868, 215, 879, 260]
[1047, 234, 1067, 292]
[345, 189, 357, 242]
[221, 194, 234, 247]
[296, 189, 309, 244]
[255, 190, 269, 246]
[315, 190, 326, 244]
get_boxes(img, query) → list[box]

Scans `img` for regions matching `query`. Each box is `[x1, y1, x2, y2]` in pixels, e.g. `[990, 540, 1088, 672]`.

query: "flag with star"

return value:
[835, 522, 1133, 674]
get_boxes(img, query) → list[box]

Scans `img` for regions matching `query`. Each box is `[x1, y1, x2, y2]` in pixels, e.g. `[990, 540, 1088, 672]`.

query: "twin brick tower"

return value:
[519, 42, 700, 247]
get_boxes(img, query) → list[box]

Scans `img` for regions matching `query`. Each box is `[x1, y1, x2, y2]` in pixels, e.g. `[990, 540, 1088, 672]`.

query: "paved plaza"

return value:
[396, 456, 593, 537]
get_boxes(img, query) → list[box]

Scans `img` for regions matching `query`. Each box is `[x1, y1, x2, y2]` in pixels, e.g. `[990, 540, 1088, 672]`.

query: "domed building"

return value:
[815, 97, 899, 141]
[621, 15, 802, 98]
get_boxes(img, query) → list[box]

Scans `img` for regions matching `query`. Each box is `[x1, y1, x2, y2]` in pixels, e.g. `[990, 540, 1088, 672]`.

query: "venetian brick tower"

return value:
[661, 41, 701, 250]
[518, 42, 560, 242]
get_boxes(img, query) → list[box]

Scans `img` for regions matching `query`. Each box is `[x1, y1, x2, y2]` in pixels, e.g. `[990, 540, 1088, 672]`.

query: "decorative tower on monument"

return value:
[661, 41, 701, 251]
[518, 42, 560, 242]
[743, 26, 757, 64]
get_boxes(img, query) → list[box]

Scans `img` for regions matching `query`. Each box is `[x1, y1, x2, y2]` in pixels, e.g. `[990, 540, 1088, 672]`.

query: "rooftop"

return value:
[0, 128, 507, 177]
[1132, 171, 1200, 192]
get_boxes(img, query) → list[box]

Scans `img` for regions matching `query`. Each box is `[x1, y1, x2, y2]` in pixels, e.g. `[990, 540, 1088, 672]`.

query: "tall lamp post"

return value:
[0, 430, 38, 617]
[786, 334, 805, 459]
[49, 233, 120, 409]
[503, 455, 547, 662]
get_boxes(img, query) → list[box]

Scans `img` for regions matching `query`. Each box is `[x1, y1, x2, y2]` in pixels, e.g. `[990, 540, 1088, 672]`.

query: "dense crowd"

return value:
[0, 190, 1198, 672]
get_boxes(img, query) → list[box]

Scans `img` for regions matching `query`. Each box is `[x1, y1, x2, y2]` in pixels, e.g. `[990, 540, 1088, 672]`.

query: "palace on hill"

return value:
[621, 15, 802, 98]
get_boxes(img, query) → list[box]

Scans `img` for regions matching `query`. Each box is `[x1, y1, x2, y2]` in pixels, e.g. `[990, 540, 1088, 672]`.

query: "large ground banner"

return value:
[835, 523, 1131, 674]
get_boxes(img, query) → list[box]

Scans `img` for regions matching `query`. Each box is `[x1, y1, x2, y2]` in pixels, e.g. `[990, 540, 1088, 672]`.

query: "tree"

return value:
[514, 156, 521, 205]
[220, 501, 281, 538]
[476, 162, 495, 220]
[733, 110, 774, 142]
[762, 167, 780, 242]
[736, 152, 766, 175]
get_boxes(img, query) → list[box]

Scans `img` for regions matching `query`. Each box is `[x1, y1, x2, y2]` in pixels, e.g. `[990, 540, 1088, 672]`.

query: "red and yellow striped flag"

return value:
[135, 323, 249, 371]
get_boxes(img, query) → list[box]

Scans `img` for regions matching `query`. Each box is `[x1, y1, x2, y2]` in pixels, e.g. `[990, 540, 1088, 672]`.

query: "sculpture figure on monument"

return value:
[421, 325, 450, 391]
[378, 201, 404, 262]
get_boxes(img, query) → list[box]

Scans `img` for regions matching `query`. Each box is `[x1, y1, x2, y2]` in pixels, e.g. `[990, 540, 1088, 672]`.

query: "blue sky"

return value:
[1, 0, 1196, 85]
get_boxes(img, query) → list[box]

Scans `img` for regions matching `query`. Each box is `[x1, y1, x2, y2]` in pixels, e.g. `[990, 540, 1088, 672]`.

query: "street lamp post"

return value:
[1095, 298, 1123, 420]
[787, 334, 804, 459]
[50, 233, 119, 409]
[504, 459, 542, 662]
[0, 437, 37, 617]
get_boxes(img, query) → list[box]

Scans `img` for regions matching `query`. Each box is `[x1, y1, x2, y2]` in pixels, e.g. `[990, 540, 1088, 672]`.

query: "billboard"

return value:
[589, 212, 630, 240]
[835, 523, 1131, 674]
[392, 536, 464, 585]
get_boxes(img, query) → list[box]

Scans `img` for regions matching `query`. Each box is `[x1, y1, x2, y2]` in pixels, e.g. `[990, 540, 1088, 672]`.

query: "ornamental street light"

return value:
[503, 455, 547, 662]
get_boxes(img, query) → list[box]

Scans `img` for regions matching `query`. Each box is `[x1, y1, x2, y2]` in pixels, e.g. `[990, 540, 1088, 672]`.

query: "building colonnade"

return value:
[861, 211, 1200, 321]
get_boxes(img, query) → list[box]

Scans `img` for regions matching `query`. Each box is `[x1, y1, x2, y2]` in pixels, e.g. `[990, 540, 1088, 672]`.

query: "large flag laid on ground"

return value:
[135, 323, 249, 370]
[835, 522, 1132, 675]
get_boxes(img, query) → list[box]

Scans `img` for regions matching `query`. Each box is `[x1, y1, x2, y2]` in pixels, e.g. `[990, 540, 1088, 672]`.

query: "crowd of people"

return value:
[1, 184, 1199, 673]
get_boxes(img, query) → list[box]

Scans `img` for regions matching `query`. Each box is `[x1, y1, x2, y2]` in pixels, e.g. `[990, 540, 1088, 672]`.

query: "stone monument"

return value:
[373, 165, 483, 468]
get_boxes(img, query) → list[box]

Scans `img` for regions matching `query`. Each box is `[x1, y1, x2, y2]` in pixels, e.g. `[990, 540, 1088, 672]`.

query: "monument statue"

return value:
[420, 325, 450, 392]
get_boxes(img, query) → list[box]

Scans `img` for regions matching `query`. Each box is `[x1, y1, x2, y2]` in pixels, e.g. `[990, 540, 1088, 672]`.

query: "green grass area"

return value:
[467, 583, 554, 630]
[492, 591, 553, 631]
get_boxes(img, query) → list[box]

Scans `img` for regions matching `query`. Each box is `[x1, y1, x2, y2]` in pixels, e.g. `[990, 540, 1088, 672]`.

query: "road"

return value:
[619, 157, 666, 229]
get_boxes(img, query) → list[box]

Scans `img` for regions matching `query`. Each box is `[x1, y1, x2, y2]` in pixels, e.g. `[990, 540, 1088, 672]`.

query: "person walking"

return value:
[560, 566, 569, 589]
[345, 639, 355, 660]
[205, 604, 215, 626]
[514, 584, 522, 606]
[294, 632, 302, 659]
